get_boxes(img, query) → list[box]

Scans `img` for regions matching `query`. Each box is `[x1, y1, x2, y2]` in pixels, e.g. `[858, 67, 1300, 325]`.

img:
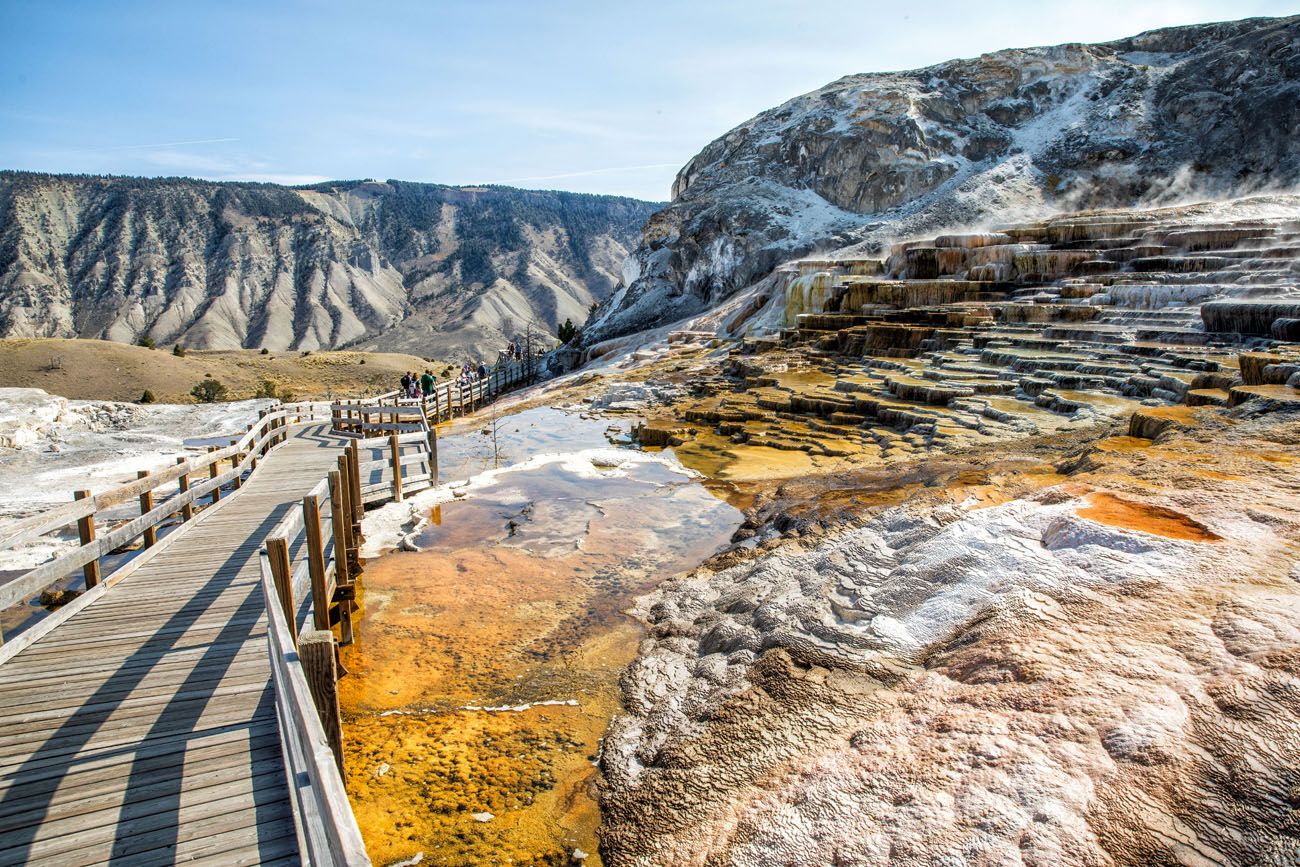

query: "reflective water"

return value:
[339, 408, 741, 866]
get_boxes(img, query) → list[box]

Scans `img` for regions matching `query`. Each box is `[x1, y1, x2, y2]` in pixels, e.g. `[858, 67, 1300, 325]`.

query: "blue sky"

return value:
[1, 1, 1293, 201]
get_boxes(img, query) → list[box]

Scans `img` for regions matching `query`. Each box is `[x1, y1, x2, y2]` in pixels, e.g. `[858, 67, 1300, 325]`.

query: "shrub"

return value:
[359, 358, 366, 365]
[557, 318, 578, 344]
[172, 344, 187, 357]
[139, 389, 156, 403]
[260, 347, 270, 355]
[301, 350, 311, 357]
[137, 336, 156, 349]
[190, 377, 227, 403]
[254, 379, 278, 399]
[279, 387, 297, 403]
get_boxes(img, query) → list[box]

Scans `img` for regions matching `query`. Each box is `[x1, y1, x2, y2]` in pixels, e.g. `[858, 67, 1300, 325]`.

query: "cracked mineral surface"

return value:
[592, 198, 1300, 865]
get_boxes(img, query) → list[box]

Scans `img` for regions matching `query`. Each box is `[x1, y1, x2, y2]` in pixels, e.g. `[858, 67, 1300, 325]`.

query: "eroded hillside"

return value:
[0, 173, 659, 356]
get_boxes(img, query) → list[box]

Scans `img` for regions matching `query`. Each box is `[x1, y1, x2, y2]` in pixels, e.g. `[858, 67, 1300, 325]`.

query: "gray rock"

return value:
[586, 15, 1300, 345]
[0, 175, 660, 356]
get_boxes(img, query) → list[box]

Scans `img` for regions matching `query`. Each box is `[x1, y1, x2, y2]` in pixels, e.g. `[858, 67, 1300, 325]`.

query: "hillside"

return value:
[585, 14, 1300, 344]
[0, 338, 454, 403]
[0, 174, 660, 357]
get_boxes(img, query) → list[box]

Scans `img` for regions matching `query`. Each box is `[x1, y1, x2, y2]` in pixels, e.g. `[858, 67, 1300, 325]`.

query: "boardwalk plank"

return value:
[0, 425, 347, 866]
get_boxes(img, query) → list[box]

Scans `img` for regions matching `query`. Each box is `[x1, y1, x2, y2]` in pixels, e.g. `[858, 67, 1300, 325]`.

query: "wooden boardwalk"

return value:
[0, 424, 347, 866]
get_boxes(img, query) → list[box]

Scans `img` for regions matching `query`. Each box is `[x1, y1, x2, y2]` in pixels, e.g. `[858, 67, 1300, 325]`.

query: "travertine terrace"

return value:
[638, 198, 1300, 476]
[602, 198, 1300, 865]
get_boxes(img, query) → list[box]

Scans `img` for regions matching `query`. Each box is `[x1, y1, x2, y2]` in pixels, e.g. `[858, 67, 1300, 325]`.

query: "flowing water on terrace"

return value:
[338, 407, 742, 866]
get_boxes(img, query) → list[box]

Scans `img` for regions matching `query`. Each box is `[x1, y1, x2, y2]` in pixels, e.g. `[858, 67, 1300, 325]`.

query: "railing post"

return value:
[302, 494, 330, 631]
[137, 471, 156, 548]
[427, 425, 439, 487]
[176, 457, 194, 522]
[73, 490, 100, 589]
[329, 467, 353, 586]
[389, 431, 404, 502]
[299, 630, 345, 779]
[207, 446, 221, 505]
[347, 440, 363, 525]
[232, 451, 243, 489]
[266, 537, 296, 645]
[330, 466, 356, 646]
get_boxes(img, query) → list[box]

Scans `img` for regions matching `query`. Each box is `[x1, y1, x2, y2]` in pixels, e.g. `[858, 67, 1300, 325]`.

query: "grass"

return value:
[0, 338, 459, 403]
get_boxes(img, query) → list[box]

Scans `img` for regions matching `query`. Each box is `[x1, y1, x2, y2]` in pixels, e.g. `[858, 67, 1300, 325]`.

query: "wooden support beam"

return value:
[232, 453, 243, 489]
[389, 431, 404, 501]
[208, 446, 221, 505]
[302, 494, 330, 631]
[330, 464, 354, 584]
[266, 536, 296, 646]
[176, 457, 194, 522]
[427, 426, 439, 487]
[298, 630, 345, 780]
[137, 471, 156, 548]
[73, 490, 100, 589]
[347, 441, 363, 531]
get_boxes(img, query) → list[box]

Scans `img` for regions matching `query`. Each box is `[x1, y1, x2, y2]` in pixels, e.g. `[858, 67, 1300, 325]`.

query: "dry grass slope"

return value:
[0, 338, 457, 403]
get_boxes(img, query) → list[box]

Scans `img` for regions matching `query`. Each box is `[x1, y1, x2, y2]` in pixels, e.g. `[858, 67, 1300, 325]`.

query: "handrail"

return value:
[0, 400, 329, 652]
[0, 354, 538, 859]
[329, 354, 536, 440]
[261, 549, 368, 866]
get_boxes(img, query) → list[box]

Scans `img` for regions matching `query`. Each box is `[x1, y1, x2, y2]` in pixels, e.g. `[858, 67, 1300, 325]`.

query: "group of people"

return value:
[399, 342, 531, 399]
[399, 369, 436, 399]
[456, 360, 489, 387]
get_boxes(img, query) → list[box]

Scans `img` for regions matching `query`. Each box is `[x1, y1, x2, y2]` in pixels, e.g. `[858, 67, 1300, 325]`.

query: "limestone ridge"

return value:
[586, 14, 1300, 345]
[0, 173, 660, 354]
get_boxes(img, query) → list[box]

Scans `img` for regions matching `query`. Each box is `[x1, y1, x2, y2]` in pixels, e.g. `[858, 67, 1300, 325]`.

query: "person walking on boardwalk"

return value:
[420, 368, 435, 397]
[400, 371, 412, 396]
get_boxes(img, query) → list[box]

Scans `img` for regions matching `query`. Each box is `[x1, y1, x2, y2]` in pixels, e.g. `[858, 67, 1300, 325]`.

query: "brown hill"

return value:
[0, 338, 456, 403]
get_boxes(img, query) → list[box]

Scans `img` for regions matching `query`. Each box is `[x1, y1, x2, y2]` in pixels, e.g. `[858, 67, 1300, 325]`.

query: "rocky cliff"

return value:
[0, 173, 659, 356]
[586, 14, 1300, 345]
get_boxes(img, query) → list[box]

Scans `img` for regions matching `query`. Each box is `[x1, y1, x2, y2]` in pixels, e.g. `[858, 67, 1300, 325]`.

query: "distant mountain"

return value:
[0, 172, 661, 357]
[585, 14, 1300, 344]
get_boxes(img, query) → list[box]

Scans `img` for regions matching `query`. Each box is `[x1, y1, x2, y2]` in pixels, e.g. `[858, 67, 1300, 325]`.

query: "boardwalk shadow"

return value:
[0, 427, 343, 865]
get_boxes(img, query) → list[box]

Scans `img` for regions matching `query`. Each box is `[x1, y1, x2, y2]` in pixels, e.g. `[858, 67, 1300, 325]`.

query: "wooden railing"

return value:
[259, 353, 532, 862]
[258, 356, 538, 863]
[0, 400, 327, 659]
[258, 433, 369, 866]
[0, 356, 538, 865]
[329, 354, 535, 436]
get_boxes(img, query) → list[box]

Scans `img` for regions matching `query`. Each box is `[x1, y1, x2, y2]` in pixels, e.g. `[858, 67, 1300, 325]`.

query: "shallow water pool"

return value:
[339, 407, 741, 865]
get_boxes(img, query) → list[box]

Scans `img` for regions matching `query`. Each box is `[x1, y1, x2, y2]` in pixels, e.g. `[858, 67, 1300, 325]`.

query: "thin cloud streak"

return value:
[110, 137, 243, 150]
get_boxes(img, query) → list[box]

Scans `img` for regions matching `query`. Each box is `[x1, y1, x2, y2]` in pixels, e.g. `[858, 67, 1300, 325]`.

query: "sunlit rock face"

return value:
[631, 197, 1300, 484]
[0, 174, 659, 354]
[588, 15, 1300, 344]
[599, 409, 1300, 865]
